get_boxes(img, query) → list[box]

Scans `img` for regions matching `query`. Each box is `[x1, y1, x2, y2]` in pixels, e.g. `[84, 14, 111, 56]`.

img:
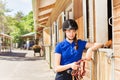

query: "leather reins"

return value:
[71, 59, 86, 80]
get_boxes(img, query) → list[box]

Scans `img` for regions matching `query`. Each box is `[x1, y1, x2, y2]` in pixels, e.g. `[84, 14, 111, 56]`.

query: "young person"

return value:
[54, 19, 103, 80]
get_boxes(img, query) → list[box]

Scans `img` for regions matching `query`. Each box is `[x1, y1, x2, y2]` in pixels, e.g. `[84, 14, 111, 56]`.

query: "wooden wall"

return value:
[113, 0, 120, 79]
[76, 17, 85, 40]
[43, 29, 51, 45]
[73, 0, 85, 39]
[73, 0, 83, 19]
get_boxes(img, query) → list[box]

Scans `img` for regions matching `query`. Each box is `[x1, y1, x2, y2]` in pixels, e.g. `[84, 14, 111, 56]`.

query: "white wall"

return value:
[95, 0, 108, 43]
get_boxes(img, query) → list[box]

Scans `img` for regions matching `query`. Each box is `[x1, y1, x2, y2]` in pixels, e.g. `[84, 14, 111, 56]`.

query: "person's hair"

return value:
[74, 34, 78, 50]
[63, 19, 79, 50]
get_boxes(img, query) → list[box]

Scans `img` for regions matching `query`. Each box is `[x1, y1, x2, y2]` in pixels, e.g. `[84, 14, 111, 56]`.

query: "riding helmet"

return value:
[62, 19, 78, 31]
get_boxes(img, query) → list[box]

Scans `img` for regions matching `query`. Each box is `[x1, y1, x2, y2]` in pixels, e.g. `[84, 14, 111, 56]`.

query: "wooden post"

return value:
[91, 51, 98, 80]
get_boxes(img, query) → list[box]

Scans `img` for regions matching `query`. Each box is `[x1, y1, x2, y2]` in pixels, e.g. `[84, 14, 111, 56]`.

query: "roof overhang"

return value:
[32, 0, 72, 29]
[21, 32, 35, 38]
[0, 33, 12, 39]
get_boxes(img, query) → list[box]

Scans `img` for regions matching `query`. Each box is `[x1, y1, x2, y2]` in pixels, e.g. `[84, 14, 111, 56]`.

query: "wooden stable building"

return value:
[32, 0, 120, 80]
[0, 33, 12, 52]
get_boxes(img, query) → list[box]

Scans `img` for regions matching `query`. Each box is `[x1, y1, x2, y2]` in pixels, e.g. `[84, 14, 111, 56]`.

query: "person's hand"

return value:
[70, 62, 79, 70]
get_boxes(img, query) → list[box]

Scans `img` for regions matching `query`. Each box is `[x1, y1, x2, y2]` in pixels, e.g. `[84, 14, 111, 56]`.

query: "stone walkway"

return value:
[0, 49, 55, 80]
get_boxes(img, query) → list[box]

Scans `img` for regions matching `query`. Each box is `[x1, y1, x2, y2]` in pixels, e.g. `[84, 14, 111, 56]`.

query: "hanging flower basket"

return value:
[34, 48, 41, 53]
[32, 45, 41, 53]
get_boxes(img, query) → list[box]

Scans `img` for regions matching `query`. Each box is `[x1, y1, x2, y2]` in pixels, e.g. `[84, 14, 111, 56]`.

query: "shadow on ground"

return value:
[0, 51, 45, 61]
[0, 52, 26, 57]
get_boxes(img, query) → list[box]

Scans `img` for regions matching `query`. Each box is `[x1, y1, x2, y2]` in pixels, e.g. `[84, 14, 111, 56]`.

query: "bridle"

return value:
[71, 59, 86, 80]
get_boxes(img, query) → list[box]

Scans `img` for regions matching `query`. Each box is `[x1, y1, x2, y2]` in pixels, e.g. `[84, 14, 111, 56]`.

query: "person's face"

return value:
[65, 29, 76, 40]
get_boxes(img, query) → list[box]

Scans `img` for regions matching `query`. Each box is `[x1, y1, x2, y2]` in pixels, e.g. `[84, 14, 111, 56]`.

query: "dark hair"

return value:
[63, 19, 79, 50]
[62, 19, 78, 31]
[74, 34, 78, 50]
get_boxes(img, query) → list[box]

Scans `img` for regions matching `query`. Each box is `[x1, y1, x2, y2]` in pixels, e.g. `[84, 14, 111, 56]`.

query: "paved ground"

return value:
[0, 49, 55, 80]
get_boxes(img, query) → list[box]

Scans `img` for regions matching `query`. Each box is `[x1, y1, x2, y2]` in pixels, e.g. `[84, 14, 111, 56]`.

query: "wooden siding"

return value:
[58, 15, 64, 42]
[113, 0, 120, 7]
[113, 0, 120, 79]
[59, 29, 63, 42]
[114, 57, 120, 80]
[43, 29, 50, 45]
[76, 17, 85, 39]
[114, 32, 120, 44]
[73, 0, 83, 19]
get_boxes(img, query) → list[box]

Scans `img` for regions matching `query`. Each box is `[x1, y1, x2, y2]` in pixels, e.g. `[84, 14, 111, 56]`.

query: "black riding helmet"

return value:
[62, 19, 78, 31]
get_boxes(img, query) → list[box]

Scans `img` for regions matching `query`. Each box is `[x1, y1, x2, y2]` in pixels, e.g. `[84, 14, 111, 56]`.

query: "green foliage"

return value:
[22, 11, 34, 32]
[0, 0, 7, 32]
[10, 11, 34, 43]
[15, 11, 24, 21]
[0, 0, 34, 47]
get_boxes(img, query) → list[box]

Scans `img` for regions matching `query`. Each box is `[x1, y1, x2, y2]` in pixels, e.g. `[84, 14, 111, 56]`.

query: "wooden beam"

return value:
[37, 27, 43, 31]
[38, 12, 51, 19]
[40, 22, 47, 25]
[37, 23, 47, 27]
[38, 3, 55, 12]
[38, 18, 48, 23]
[46, 0, 72, 26]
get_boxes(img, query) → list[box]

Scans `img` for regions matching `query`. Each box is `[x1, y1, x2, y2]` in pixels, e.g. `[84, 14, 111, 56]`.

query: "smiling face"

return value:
[65, 29, 76, 40]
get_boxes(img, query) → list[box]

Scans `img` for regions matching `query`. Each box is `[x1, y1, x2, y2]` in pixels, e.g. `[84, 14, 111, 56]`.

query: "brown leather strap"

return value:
[71, 59, 86, 80]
